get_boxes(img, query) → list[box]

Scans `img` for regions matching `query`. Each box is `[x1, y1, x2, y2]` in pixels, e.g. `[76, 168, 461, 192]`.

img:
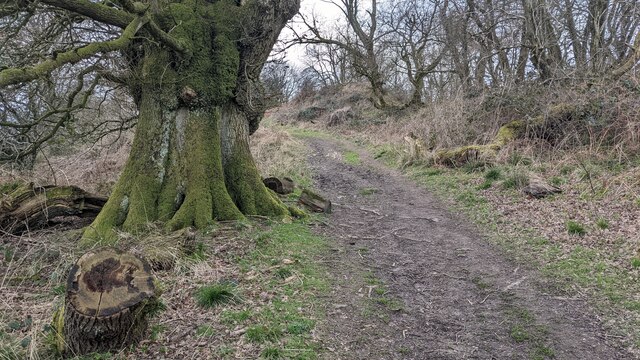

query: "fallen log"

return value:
[433, 104, 576, 167]
[522, 178, 562, 199]
[263, 177, 295, 195]
[298, 189, 332, 213]
[0, 183, 107, 234]
[56, 249, 157, 356]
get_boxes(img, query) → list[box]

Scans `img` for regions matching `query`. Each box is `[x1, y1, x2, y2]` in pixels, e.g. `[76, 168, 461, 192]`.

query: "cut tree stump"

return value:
[263, 177, 295, 195]
[0, 182, 107, 234]
[61, 249, 156, 356]
[298, 189, 332, 213]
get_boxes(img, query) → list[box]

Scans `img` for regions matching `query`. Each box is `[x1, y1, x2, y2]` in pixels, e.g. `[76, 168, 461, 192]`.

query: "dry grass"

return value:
[251, 122, 312, 188]
[0, 133, 132, 197]
[0, 115, 321, 359]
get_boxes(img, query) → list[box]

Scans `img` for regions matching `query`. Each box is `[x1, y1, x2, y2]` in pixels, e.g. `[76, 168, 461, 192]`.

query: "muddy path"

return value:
[306, 137, 629, 359]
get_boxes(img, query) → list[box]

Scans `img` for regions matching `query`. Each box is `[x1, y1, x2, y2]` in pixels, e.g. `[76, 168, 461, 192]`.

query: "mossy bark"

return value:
[80, 0, 300, 244]
[220, 104, 288, 216]
[82, 100, 263, 244]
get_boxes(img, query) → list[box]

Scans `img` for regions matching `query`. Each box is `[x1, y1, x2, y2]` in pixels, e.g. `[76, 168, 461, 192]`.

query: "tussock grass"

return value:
[566, 221, 587, 236]
[195, 283, 237, 308]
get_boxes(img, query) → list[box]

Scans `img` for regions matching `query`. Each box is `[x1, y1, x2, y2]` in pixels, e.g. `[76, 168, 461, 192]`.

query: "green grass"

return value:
[484, 168, 502, 181]
[502, 170, 530, 189]
[245, 325, 282, 343]
[286, 319, 315, 335]
[149, 324, 166, 341]
[195, 283, 237, 308]
[509, 324, 530, 342]
[187, 242, 208, 261]
[343, 151, 361, 165]
[359, 187, 379, 196]
[566, 220, 587, 236]
[476, 180, 493, 190]
[631, 258, 640, 268]
[221, 309, 252, 325]
[595, 218, 609, 230]
[261, 347, 285, 359]
[238, 222, 327, 357]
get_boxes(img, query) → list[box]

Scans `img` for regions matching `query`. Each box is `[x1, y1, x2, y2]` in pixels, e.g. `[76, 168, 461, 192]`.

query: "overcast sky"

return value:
[281, 0, 345, 67]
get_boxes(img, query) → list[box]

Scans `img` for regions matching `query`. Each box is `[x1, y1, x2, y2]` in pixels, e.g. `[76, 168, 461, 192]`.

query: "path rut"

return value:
[307, 137, 629, 359]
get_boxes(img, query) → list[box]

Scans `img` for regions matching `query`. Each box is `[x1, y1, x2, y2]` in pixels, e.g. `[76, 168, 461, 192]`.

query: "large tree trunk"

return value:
[220, 103, 288, 216]
[82, 0, 300, 244]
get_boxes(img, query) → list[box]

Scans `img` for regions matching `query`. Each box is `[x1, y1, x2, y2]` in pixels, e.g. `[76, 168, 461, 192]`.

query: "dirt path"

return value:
[306, 137, 630, 359]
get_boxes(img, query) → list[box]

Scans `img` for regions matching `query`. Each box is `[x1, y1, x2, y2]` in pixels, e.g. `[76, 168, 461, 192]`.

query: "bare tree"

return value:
[382, 0, 446, 106]
[293, 0, 389, 108]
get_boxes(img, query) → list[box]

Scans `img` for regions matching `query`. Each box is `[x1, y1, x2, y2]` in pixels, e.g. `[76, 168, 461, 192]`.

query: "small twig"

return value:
[359, 207, 382, 216]
[503, 276, 528, 291]
[479, 292, 494, 304]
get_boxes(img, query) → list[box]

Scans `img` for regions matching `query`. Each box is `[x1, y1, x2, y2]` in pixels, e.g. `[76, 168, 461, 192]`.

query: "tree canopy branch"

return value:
[39, 0, 135, 28]
[0, 16, 147, 88]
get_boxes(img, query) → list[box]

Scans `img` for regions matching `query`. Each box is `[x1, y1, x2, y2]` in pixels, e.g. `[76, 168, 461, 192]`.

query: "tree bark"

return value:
[60, 249, 156, 356]
[299, 189, 332, 213]
[263, 177, 295, 195]
[220, 103, 289, 216]
[81, 0, 300, 244]
[0, 183, 106, 234]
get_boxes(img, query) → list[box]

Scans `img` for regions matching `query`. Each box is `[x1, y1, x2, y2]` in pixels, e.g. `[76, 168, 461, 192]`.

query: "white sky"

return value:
[281, 0, 345, 67]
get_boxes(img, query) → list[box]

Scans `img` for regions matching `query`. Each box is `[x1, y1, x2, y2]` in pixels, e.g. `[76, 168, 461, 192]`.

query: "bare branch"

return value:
[0, 16, 147, 87]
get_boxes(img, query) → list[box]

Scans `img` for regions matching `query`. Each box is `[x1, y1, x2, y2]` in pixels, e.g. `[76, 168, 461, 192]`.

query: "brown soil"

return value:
[307, 136, 630, 359]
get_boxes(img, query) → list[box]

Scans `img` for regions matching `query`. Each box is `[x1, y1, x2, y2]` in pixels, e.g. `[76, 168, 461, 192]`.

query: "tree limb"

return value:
[0, 16, 147, 88]
[39, 0, 135, 28]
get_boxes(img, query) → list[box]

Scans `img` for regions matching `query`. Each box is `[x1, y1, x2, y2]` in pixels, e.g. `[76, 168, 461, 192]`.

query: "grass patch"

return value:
[502, 170, 530, 189]
[195, 325, 216, 337]
[149, 324, 166, 341]
[287, 319, 315, 335]
[595, 218, 609, 230]
[343, 151, 361, 165]
[195, 283, 237, 308]
[476, 180, 493, 190]
[245, 325, 282, 343]
[359, 187, 379, 196]
[484, 168, 502, 181]
[187, 242, 208, 262]
[509, 324, 530, 342]
[566, 220, 587, 236]
[261, 347, 285, 359]
[239, 221, 327, 357]
[221, 309, 252, 325]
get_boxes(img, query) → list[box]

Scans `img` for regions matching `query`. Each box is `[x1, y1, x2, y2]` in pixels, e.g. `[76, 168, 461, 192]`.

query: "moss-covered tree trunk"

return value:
[82, 0, 300, 244]
[220, 104, 288, 216]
